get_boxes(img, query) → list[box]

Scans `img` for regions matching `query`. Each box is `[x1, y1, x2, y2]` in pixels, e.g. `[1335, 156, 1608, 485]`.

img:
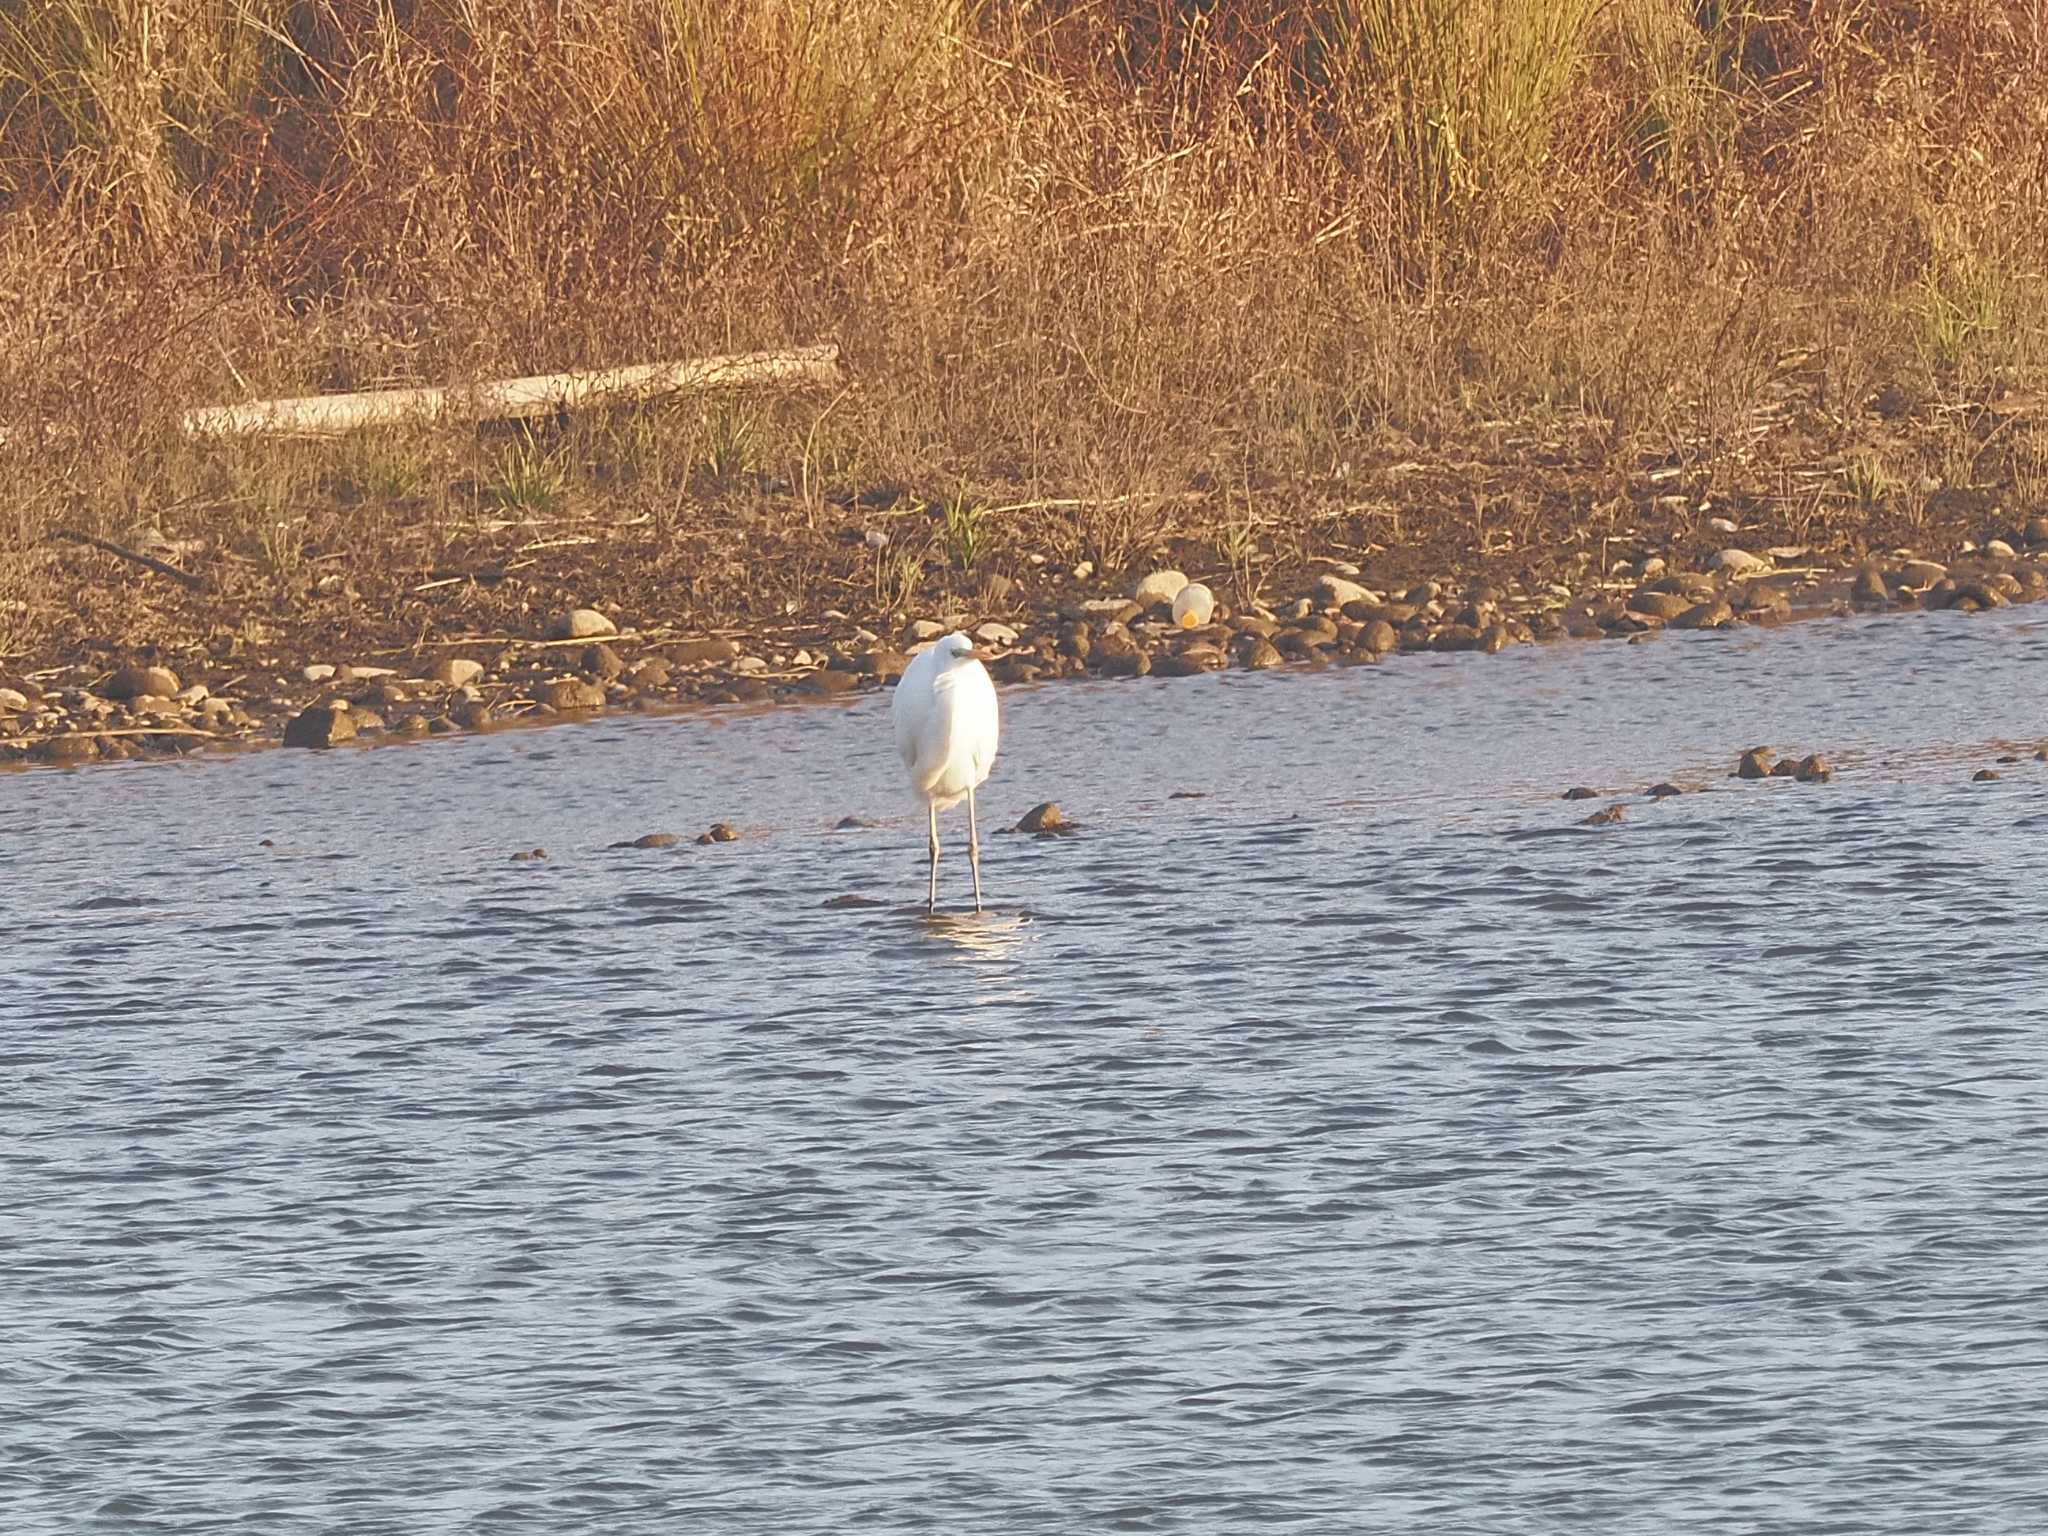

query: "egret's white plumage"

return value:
[891, 631, 1000, 913]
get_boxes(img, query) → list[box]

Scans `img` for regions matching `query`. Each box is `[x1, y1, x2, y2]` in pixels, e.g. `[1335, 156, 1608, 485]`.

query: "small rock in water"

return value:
[1769, 758, 1799, 777]
[1795, 753, 1833, 783]
[1973, 768, 2002, 781]
[697, 822, 739, 844]
[1562, 787, 1599, 801]
[1133, 569, 1189, 609]
[1171, 582, 1216, 629]
[1736, 747, 1776, 779]
[547, 607, 617, 641]
[834, 816, 877, 830]
[1581, 805, 1627, 827]
[282, 704, 356, 749]
[611, 832, 679, 849]
[1015, 802, 1071, 834]
[510, 847, 548, 862]
[1646, 783, 1683, 798]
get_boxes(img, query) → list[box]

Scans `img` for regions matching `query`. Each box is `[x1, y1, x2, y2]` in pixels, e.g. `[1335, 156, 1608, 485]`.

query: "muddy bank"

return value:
[5, 509, 2046, 771]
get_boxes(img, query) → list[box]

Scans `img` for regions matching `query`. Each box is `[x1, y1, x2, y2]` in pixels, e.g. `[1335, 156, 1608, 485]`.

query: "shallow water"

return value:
[7, 606, 2048, 1534]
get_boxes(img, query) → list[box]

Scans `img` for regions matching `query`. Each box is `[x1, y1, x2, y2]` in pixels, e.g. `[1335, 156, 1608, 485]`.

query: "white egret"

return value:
[891, 631, 1001, 913]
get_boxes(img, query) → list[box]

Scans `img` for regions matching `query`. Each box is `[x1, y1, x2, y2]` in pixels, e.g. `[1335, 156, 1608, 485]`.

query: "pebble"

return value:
[1673, 599, 1735, 630]
[801, 669, 862, 695]
[1985, 538, 2017, 559]
[34, 734, 98, 764]
[1973, 768, 2001, 781]
[1707, 548, 1769, 575]
[1897, 560, 1947, 588]
[974, 621, 1021, 647]
[541, 678, 607, 711]
[1133, 569, 1188, 609]
[1627, 591, 1694, 621]
[629, 658, 673, 689]
[547, 607, 617, 640]
[105, 664, 179, 701]
[732, 656, 769, 675]
[667, 637, 742, 665]
[697, 822, 739, 844]
[282, 704, 356, 748]
[580, 643, 624, 679]
[510, 847, 548, 862]
[1358, 619, 1397, 655]
[1313, 574, 1373, 609]
[1562, 787, 1599, 800]
[1240, 637, 1283, 670]
[1646, 783, 1683, 797]
[0, 687, 28, 713]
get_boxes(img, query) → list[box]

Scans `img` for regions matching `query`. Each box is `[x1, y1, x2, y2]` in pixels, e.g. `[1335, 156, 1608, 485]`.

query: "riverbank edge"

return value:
[4, 534, 2043, 777]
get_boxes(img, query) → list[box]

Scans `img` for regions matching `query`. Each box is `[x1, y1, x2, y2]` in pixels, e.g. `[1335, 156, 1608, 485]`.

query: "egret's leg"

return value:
[926, 803, 940, 914]
[967, 785, 984, 913]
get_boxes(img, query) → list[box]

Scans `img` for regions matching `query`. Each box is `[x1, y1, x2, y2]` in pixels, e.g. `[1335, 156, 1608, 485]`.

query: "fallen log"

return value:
[179, 343, 842, 440]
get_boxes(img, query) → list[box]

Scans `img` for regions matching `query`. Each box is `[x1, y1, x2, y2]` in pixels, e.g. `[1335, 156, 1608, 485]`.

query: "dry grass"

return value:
[1, 0, 2045, 661]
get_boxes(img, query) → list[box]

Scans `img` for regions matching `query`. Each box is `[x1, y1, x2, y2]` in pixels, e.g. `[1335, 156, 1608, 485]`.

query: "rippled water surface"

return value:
[8, 607, 2048, 1533]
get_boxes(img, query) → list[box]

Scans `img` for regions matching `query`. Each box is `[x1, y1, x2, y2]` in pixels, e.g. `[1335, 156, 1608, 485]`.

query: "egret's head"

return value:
[938, 631, 996, 667]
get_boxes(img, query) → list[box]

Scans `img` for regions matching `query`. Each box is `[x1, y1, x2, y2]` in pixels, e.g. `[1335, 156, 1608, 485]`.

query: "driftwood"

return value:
[181, 344, 842, 440]
[54, 528, 208, 590]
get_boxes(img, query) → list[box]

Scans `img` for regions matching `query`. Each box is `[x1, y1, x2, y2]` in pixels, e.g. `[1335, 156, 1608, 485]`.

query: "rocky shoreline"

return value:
[5, 530, 2046, 773]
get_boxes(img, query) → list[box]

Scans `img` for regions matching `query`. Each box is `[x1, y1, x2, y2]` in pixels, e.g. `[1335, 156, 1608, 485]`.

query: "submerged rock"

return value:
[1581, 805, 1627, 826]
[611, 832, 679, 849]
[1736, 747, 1776, 779]
[697, 822, 739, 844]
[1015, 802, 1073, 835]
[1795, 753, 1833, 783]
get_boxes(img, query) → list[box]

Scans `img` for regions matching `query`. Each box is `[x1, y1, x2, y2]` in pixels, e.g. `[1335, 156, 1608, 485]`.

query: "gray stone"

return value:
[1133, 569, 1189, 609]
[547, 607, 617, 641]
[1707, 548, 1768, 576]
[1314, 574, 1374, 609]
